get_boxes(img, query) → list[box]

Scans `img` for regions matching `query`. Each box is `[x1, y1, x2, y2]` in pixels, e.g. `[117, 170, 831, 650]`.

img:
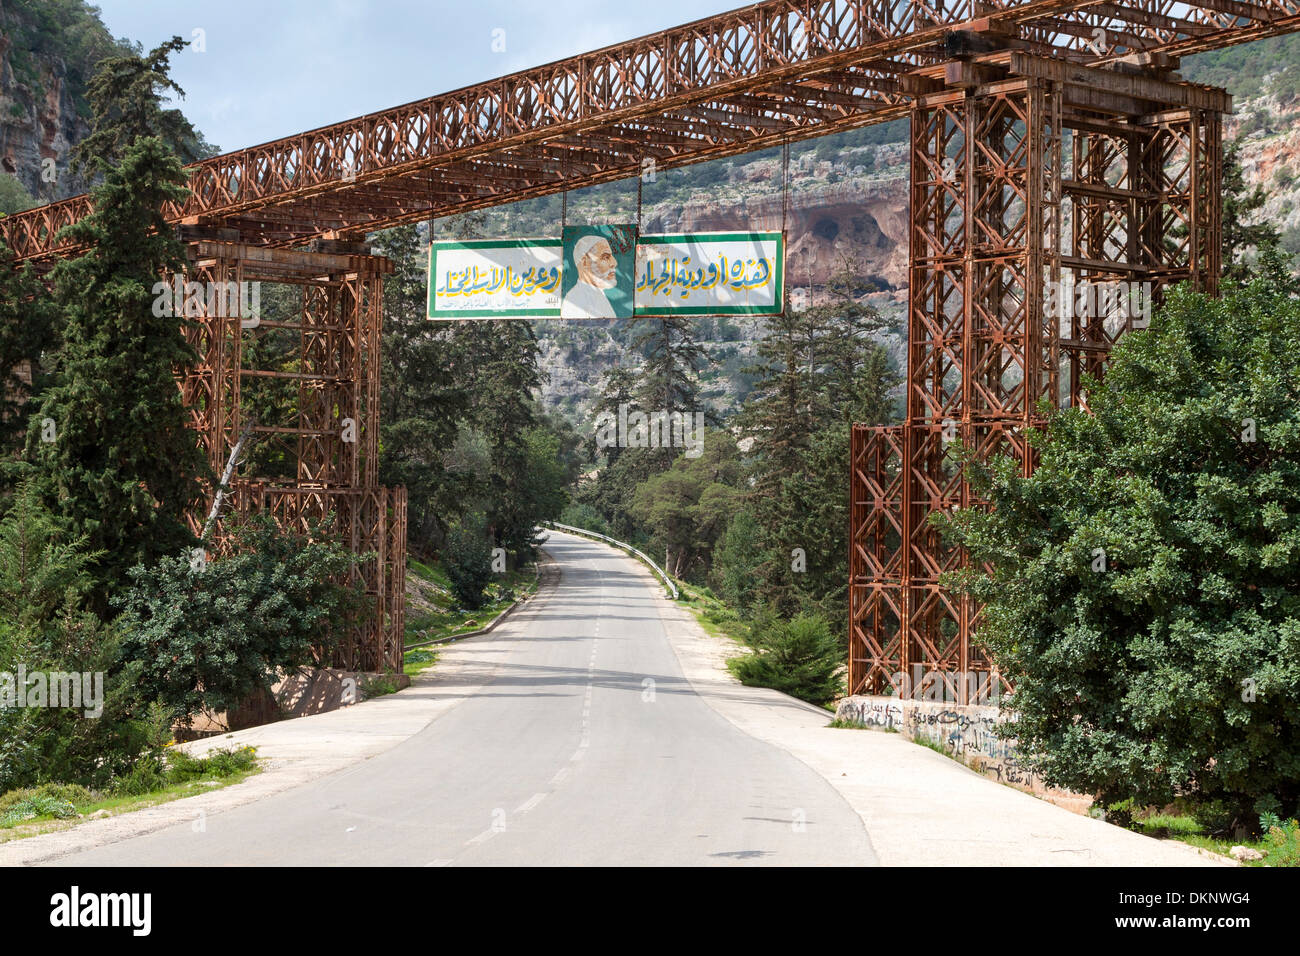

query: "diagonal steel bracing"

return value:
[1, 0, 1289, 261]
[849, 54, 1223, 702]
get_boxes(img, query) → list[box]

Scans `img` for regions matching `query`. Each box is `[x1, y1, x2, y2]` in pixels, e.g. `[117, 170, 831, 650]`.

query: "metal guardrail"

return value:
[543, 522, 680, 601]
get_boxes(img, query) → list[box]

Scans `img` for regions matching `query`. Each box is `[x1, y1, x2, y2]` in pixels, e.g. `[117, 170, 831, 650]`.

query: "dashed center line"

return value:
[514, 792, 547, 814]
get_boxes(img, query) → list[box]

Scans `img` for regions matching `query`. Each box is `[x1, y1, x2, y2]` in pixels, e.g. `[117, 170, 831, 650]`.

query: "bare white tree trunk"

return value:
[200, 417, 256, 542]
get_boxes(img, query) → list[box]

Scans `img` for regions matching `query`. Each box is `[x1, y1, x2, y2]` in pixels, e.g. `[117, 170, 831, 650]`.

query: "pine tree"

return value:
[813, 260, 896, 425]
[630, 313, 705, 416]
[591, 365, 636, 464]
[373, 224, 466, 550]
[456, 320, 545, 558]
[0, 239, 54, 486]
[739, 305, 816, 499]
[739, 261, 899, 614]
[1221, 142, 1283, 284]
[71, 36, 207, 173]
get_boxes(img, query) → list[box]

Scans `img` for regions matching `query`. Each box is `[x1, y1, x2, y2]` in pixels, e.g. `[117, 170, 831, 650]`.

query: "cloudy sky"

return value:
[94, 0, 749, 154]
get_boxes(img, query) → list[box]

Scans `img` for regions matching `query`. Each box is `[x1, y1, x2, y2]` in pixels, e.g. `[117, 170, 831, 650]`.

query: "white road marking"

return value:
[514, 792, 547, 814]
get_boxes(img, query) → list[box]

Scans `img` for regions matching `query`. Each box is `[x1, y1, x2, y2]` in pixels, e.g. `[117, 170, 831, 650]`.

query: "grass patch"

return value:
[359, 672, 402, 699]
[405, 559, 538, 647]
[827, 718, 867, 730]
[676, 581, 750, 647]
[0, 746, 260, 842]
[914, 737, 952, 757]
[1129, 807, 1300, 866]
[827, 718, 899, 732]
[403, 646, 440, 677]
[409, 557, 452, 591]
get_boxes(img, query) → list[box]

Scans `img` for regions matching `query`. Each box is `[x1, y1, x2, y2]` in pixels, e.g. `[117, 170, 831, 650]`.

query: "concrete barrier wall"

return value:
[834, 694, 1091, 812]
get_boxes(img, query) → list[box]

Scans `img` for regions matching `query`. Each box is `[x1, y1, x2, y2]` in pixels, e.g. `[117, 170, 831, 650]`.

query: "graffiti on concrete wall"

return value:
[835, 697, 904, 731]
[835, 695, 1048, 793]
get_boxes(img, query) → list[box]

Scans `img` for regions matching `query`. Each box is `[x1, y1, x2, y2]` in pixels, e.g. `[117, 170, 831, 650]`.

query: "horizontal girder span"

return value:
[4, 0, 1297, 260]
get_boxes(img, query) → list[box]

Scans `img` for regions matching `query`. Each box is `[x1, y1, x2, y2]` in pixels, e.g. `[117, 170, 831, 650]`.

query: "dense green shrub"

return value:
[0, 793, 80, 824]
[116, 513, 364, 724]
[0, 782, 92, 817]
[939, 256, 1300, 828]
[98, 745, 257, 797]
[559, 502, 609, 536]
[711, 509, 764, 618]
[729, 612, 843, 705]
[443, 511, 493, 610]
[0, 482, 167, 793]
[1261, 815, 1300, 867]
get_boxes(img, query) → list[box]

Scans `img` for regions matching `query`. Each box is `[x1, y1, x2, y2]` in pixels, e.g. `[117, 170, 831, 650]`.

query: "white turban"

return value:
[572, 234, 605, 265]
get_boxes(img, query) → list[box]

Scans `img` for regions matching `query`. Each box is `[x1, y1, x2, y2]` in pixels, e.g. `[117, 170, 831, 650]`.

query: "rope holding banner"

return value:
[781, 138, 791, 235]
[781, 137, 790, 313]
[561, 147, 570, 232]
[637, 168, 644, 232]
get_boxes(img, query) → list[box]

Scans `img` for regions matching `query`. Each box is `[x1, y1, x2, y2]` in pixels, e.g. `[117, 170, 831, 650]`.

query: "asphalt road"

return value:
[52, 533, 878, 866]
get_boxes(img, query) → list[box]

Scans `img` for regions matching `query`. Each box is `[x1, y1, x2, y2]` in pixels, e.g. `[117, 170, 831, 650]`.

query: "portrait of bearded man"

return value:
[562, 234, 619, 319]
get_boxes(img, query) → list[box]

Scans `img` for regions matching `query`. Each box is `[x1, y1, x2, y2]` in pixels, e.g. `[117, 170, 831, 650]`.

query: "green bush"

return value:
[443, 512, 493, 610]
[0, 783, 93, 816]
[1261, 814, 1300, 867]
[0, 482, 170, 793]
[728, 612, 843, 705]
[711, 509, 764, 617]
[1, 794, 79, 824]
[360, 672, 401, 699]
[164, 745, 256, 782]
[110, 745, 257, 796]
[116, 513, 364, 724]
[938, 256, 1300, 827]
[559, 502, 609, 536]
[0, 174, 35, 216]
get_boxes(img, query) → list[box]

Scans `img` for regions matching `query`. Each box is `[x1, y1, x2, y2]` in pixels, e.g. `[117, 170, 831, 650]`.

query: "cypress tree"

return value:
[0, 238, 54, 487]
[31, 135, 208, 606]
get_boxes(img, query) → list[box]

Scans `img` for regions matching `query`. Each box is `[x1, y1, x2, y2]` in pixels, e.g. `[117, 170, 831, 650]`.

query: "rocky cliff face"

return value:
[0, 7, 93, 204]
[644, 147, 911, 292]
[1231, 92, 1300, 242]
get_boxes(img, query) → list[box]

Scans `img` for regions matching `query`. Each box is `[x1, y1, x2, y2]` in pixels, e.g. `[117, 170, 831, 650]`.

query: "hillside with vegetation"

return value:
[0, 0, 215, 212]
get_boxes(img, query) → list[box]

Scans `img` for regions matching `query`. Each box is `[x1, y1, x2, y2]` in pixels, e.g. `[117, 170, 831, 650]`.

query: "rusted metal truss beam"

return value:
[6, 0, 1294, 260]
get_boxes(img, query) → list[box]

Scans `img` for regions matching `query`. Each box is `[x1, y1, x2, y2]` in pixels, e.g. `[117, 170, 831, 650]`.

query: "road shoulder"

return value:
[637, 560, 1226, 867]
[0, 561, 561, 866]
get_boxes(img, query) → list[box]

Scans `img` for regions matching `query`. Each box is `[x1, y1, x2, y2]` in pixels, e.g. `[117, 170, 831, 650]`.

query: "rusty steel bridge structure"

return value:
[4, 0, 1298, 679]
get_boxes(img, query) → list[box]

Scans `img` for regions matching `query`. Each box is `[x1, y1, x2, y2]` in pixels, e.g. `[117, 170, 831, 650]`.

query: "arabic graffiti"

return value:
[834, 695, 1051, 794]
[835, 698, 903, 730]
